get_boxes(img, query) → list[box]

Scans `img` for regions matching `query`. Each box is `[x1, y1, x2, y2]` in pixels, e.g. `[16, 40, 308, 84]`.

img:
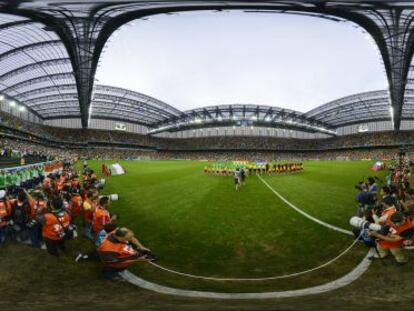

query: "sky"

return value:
[96, 10, 387, 113]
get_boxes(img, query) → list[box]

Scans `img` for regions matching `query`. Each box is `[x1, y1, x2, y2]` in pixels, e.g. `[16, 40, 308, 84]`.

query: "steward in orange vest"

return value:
[98, 228, 154, 279]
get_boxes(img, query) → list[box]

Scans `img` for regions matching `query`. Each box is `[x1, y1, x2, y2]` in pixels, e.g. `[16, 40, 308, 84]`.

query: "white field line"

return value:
[121, 173, 370, 299]
[147, 232, 361, 281]
[120, 249, 373, 299]
[257, 175, 353, 236]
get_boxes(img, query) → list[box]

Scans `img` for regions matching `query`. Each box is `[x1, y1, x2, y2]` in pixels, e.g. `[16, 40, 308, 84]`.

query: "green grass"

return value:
[3, 159, 414, 310]
[74, 160, 377, 292]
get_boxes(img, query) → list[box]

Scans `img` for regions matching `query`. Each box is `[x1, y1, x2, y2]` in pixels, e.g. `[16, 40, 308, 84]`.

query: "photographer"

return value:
[0, 190, 11, 247]
[69, 192, 82, 222]
[380, 186, 397, 203]
[9, 189, 31, 243]
[367, 177, 378, 196]
[356, 184, 376, 216]
[98, 227, 154, 280]
[75, 223, 117, 262]
[27, 190, 47, 248]
[369, 212, 414, 264]
[36, 197, 71, 257]
[374, 196, 397, 224]
[403, 168, 411, 190]
[81, 190, 95, 240]
[92, 197, 117, 234]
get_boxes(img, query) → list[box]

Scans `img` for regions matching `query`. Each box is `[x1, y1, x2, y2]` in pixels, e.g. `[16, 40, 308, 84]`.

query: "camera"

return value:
[93, 179, 105, 189]
[355, 181, 365, 191]
[26, 219, 38, 228]
[349, 216, 389, 235]
[99, 194, 119, 201]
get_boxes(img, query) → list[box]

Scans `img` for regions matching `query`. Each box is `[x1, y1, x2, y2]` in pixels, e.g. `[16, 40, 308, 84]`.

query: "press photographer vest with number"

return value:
[379, 217, 414, 249]
[42, 212, 70, 240]
[0, 200, 11, 227]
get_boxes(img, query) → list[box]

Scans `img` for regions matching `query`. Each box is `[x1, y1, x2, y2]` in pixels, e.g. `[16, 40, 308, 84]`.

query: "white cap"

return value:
[0, 190, 6, 199]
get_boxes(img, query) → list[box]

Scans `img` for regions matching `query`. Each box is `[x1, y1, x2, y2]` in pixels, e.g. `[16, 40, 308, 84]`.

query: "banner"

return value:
[111, 163, 125, 175]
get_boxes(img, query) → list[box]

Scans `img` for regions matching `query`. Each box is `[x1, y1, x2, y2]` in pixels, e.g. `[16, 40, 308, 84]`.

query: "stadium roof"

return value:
[5, 81, 181, 125]
[0, 13, 77, 120]
[305, 90, 392, 128]
[149, 104, 337, 135]
[306, 78, 414, 128]
[2, 1, 414, 130]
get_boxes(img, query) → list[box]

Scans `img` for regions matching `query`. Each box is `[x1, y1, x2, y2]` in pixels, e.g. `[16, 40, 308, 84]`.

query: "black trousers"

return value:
[102, 266, 125, 279]
[44, 238, 66, 257]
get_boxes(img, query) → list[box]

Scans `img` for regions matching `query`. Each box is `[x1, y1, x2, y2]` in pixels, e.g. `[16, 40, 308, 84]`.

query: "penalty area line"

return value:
[256, 175, 353, 236]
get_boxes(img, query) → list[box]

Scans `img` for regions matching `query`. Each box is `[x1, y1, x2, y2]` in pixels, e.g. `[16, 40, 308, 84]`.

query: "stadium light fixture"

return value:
[19, 106, 26, 112]
[265, 116, 271, 122]
[0, 94, 4, 101]
[9, 100, 16, 107]
[217, 116, 223, 121]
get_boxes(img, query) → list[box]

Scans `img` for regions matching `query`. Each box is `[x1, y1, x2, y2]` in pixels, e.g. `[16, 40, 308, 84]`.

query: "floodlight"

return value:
[9, 100, 16, 107]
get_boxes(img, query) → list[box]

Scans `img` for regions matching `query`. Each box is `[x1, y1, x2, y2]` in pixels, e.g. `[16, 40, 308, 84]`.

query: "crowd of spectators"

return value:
[155, 132, 414, 151]
[2, 109, 414, 160]
[0, 138, 408, 164]
[0, 138, 76, 162]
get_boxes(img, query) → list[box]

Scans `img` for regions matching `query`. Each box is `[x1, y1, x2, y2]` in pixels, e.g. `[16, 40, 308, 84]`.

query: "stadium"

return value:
[2, 1, 414, 310]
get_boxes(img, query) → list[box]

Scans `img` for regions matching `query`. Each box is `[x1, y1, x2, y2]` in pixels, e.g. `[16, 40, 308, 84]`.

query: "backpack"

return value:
[12, 201, 29, 224]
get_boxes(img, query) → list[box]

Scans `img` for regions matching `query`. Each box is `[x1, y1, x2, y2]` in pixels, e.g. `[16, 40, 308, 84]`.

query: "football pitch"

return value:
[5, 159, 414, 310]
[85, 160, 385, 292]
